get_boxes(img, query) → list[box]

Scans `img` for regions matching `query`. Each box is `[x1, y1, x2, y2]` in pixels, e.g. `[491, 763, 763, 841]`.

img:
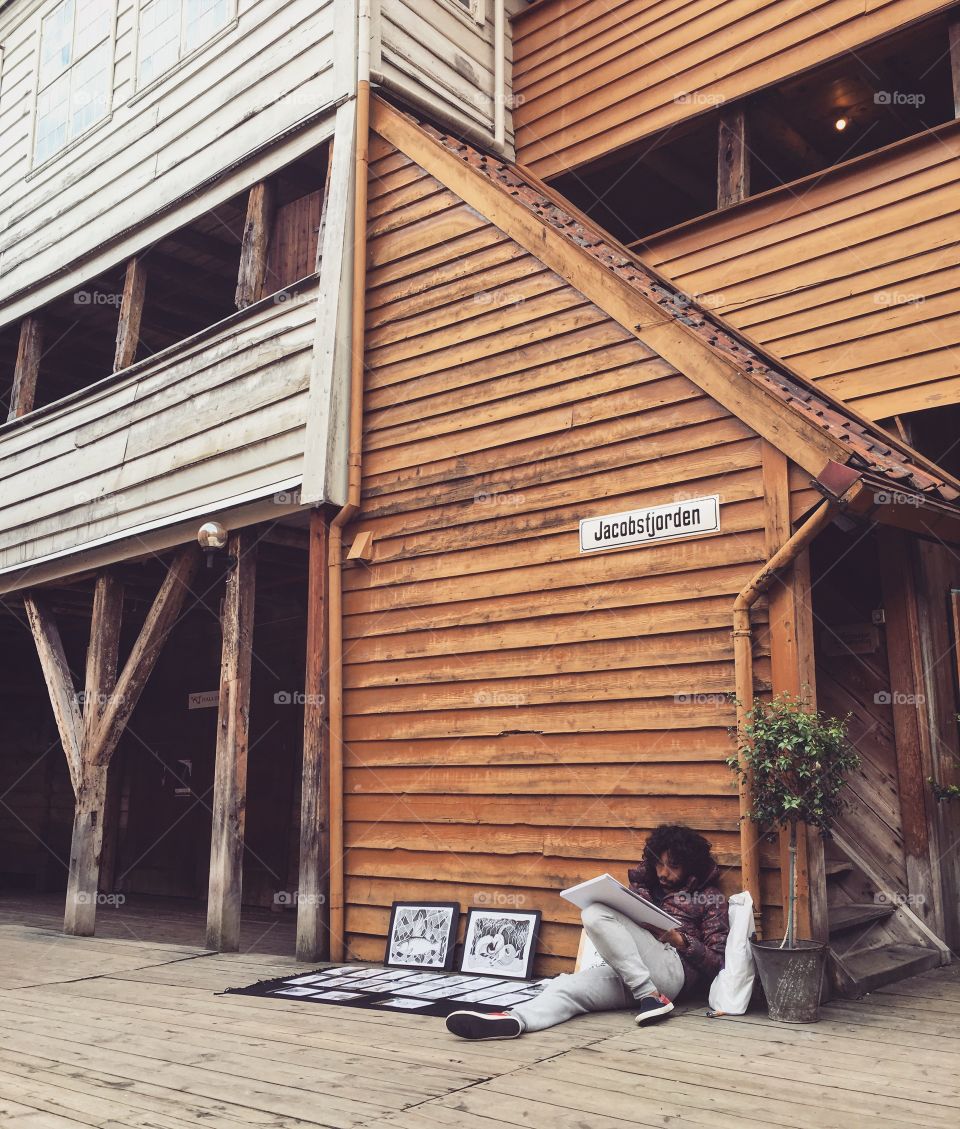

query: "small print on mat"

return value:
[377, 997, 433, 1010]
[309, 990, 364, 1001]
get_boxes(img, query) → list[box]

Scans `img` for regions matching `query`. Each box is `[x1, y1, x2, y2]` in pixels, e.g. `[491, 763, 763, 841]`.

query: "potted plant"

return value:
[728, 692, 860, 1022]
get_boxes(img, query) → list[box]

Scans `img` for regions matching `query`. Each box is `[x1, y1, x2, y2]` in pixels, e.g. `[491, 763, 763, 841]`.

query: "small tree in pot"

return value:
[728, 692, 859, 1022]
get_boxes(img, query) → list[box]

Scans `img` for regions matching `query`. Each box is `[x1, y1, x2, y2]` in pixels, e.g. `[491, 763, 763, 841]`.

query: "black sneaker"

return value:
[446, 1010, 523, 1040]
[634, 992, 674, 1024]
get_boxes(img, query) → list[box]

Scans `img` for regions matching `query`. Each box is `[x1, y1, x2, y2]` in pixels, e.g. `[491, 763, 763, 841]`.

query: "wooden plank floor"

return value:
[0, 897, 956, 1128]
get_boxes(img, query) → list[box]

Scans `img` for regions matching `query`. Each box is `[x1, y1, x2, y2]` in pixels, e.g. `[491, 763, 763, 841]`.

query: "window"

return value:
[137, 0, 231, 88]
[34, 0, 114, 164]
[445, 0, 484, 25]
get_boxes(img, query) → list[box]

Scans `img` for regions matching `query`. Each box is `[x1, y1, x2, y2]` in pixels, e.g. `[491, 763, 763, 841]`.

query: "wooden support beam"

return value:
[87, 547, 200, 766]
[26, 554, 198, 937]
[80, 572, 124, 908]
[83, 573, 124, 748]
[113, 257, 147, 372]
[235, 181, 276, 308]
[8, 316, 42, 421]
[206, 532, 258, 952]
[717, 106, 749, 209]
[23, 594, 83, 798]
[63, 763, 109, 935]
[296, 509, 331, 961]
[948, 20, 960, 118]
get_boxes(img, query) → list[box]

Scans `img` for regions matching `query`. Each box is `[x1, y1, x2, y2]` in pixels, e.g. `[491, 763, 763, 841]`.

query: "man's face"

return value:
[655, 851, 685, 890]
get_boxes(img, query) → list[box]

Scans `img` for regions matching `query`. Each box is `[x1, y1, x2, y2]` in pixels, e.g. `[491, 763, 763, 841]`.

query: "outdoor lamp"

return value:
[197, 521, 236, 569]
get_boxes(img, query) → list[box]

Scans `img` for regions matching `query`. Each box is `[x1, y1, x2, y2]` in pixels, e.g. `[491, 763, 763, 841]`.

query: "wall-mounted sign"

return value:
[821, 624, 880, 656]
[188, 690, 219, 710]
[580, 495, 721, 553]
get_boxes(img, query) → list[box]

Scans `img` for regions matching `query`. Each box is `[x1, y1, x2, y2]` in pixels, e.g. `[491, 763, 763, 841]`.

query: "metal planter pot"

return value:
[750, 939, 828, 1023]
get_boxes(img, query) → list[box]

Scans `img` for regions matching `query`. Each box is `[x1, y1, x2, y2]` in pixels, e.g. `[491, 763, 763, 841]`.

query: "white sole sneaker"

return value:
[446, 1010, 523, 1040]
[634, 996, 675, 1024]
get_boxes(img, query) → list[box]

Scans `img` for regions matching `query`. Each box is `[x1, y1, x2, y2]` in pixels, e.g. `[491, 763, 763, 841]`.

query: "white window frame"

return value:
[133, 0, 238, 94]
[441, 0, 486, 27]
[30, 0, 118, 170]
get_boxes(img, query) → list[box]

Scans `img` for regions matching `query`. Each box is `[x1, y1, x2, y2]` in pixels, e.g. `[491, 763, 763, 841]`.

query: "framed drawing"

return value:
[385, 902, 460, 970]
[460, 908, 541, 980]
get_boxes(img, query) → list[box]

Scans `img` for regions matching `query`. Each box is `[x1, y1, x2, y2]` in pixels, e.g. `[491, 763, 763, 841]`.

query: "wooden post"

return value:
[8, 316, 42, 420]
[114, 257, 147, 371]
[235, 181, 275, 308]
[717, 107, 749, 209]
[949, 20, 960, 118]
[296, 509, 331, 961]
[64, 764, 109, 935]
[84, 573, 125, 899]
[761, 443, 824, 941]
[206, 531, 258, 951]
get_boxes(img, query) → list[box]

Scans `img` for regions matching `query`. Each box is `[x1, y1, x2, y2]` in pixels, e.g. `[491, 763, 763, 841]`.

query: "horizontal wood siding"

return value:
[377, 0, 514, 143]
[512, 0, 953, 177]
[642, 124, 960, 419]
[0, 0, 338, 309]
[341, 133, 780, 972]
[0, 286, 317, 573]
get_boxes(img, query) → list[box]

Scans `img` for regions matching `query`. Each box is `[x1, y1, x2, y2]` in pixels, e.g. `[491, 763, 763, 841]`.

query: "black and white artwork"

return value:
[459, 909, 542, 980]
[385, 902, 460, 970]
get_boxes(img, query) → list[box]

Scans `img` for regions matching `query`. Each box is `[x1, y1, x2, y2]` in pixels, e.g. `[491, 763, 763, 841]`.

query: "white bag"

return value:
[707, 891, 755, 1015]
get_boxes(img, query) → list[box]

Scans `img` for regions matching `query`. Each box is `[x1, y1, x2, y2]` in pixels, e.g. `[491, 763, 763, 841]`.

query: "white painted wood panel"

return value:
[376, 0, 514, 143]
[0, 283, 319, 573]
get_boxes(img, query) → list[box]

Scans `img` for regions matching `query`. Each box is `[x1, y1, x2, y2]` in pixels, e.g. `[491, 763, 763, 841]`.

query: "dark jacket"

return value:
[626, 860, 729, 994]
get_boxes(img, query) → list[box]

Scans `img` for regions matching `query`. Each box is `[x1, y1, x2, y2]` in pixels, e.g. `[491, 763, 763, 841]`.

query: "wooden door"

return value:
[811, 527, 908, 894]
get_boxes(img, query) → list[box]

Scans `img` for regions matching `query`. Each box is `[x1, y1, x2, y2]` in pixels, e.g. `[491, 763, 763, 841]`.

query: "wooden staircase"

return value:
[824, 839, 948, 998]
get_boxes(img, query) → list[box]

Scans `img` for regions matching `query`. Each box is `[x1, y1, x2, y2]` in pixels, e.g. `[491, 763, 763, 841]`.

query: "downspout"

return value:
[733, 500, 835, 933]
[327, 0, 371, 962]
[493, 0, 505, 149]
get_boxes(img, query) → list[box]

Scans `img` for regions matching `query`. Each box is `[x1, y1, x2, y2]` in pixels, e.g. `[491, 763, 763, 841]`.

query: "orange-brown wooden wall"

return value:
[340, 131, 786, 972]
[512, 0, 953, 178]
[641, 122, 960, 420]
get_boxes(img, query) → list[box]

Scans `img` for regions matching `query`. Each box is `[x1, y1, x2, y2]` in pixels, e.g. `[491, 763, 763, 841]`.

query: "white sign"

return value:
[580, 495, 720, 553]
[188, 690, 220, 710]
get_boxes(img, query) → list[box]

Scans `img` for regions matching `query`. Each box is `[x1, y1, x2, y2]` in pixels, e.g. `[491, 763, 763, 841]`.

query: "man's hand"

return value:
[660, 928, 687, 951]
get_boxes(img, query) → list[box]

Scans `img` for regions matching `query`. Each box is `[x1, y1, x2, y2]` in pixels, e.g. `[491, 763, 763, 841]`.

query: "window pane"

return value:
[69, 40, 111, 137]
[184, 0, 228, 52]
[75, 0, 113, 59]
[138, 0, 181, 85]
[35, 69, 70, 161]
[39, 0, 76, 87]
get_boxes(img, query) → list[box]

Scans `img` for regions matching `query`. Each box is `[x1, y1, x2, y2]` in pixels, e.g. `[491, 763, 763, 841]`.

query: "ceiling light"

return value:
[834, 116, 848, 132]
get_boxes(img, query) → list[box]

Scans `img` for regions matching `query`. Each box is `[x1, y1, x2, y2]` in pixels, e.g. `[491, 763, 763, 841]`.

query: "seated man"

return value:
[446, 823, 729, 1040]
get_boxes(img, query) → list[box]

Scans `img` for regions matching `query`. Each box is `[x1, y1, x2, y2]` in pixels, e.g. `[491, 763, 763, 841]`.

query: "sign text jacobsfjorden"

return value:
[579, 495, 721, 553]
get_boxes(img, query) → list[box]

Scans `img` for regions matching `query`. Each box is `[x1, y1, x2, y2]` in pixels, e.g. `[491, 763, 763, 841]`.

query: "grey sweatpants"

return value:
[511, 903, 686, 1033]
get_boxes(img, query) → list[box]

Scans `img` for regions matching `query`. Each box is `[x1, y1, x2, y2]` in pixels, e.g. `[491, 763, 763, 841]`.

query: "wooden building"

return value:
[1, 0, 958, 999]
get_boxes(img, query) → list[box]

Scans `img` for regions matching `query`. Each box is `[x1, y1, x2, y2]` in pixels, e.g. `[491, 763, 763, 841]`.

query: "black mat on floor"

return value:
[224, 963, 550, 1017]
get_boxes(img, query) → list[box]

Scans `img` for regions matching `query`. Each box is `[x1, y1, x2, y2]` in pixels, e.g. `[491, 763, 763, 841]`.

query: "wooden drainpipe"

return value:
[732, 462, 864, 936]
[327, 0, 372, 962]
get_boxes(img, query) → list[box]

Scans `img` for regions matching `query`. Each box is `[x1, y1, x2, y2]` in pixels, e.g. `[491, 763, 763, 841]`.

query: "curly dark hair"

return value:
[641, 824, 717, 889]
